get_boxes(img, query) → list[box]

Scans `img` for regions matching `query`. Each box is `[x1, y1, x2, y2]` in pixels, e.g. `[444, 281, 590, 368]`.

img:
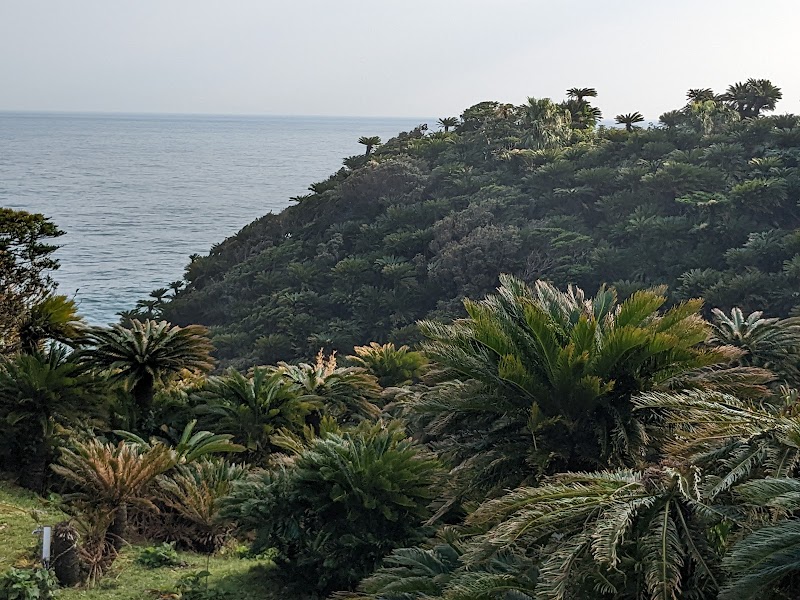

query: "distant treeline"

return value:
[136, 79, 799, 367]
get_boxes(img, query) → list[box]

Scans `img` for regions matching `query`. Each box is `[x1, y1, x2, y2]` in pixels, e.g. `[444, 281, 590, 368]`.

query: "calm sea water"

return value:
[1, 112, 428, 324]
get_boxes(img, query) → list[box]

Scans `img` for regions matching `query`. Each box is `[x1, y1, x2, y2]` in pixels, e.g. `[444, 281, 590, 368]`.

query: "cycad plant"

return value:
[17, 294, 86, 353]
[81, 319, 214, 428]
[117, 418, 244, 463]
[0, 346, 106, 491]
[634, 389, 800, 499]
[348, 342, 427, 387]
[719, 477, 800, 599]
[463, 466, 722, 600]
[222, 420, 440, 596]
[274, 350, 382, 429]
[437, 117, 459, 133]
[709, 307, 800, 384]
[414, 276, 744, 496]
[353, 536, 538, 600]
[51, 438, 176, 555]
[615, 111, 645, 131]
[153, 458, 248, 552]
[194, 367, 316, 461]
[358, 136, 382, 156]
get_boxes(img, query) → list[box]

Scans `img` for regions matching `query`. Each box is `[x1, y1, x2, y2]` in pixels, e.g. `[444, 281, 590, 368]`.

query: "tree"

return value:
[720, 79, 782, 118]
[81, 320, 214, 428]
[686, 88, 716, 103]
[437, 117, 459, 133]
[153, 459, 248, 552]
[17, 294, 86, 353]
[193, 367, 316, 460]
[659, 109, 685, 129]
[221, 420, 440, 596]
[522, 97, 573, 149]
[0, 209, 64, 354]
[615, 111, 645, 131]
[52, 438, 176, 554]
[465, 467, 722, 600]
[347, 342, 427, 387]
[358, 135, 382, 156]
[0, 346, 106, 491]
[709, 307, 800, 383]
[633, 388, 800, 499]
[273, 351, 382, 429]
[719, 477, 800, 599]
[566, 87, 598, 102]
[414, 276, 759, 495]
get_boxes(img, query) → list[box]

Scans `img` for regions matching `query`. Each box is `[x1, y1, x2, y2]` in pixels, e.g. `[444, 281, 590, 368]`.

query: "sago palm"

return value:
[719, 477, 800, 599]
[634, 388, 800, 499]
[465, 466, 722, 600]
[437, 117, 459, 133]
[81, 319, 214, 424]
[709, 307, 800, 384]
[194, 367, 316, 460]
[348, 341, 427, 387]
[0, 346, 106, 491]
[222, 420, 440, 595]
[17, 294, 86, 352]
[52, 438, 176, 551]
[116, 418, 244, 463]
[566, 87, 598, 102]
[355, 536, 538, 600]
[720, 78, 782, 118]
[154, 458, 248, 552]
[686, 88, 716, 104]
[273, 351, 382, 427]
[415, 275, 744, 494]
[358, 135, 382, 156]
[615, 111, 645, 131]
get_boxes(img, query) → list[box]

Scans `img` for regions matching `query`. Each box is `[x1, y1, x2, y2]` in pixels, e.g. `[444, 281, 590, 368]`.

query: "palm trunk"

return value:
[131, 374, 155, 427]
[20, 447, 50, 494]
[106, 504, 128, 552]
[52, 521, 82, 586]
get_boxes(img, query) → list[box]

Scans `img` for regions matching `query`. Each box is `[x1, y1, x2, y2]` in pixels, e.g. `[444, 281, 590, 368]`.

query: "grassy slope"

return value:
[0, 481, 274, 600]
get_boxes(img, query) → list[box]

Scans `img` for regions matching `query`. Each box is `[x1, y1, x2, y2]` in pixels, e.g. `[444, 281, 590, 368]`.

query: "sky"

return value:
[1, 0, 798, 119]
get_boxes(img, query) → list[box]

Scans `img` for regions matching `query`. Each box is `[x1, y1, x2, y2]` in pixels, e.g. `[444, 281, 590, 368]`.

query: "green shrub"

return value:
[222, 420, 440, 596]
[151, 459, 248, 553]
[0, 568, 58, 600]
[136, 542, 181, 568]
[175, 570, 222, 600]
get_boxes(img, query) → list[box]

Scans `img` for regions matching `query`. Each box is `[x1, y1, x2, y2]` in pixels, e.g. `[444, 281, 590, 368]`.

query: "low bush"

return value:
[222, 420, 440, 596]
[136, 542, 182, 568]
[0, 568, 58, 600]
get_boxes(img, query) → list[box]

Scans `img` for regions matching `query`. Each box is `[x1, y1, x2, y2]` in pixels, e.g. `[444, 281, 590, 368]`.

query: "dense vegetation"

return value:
[2, 78, 800, 600]
[136, 79, 800, 368]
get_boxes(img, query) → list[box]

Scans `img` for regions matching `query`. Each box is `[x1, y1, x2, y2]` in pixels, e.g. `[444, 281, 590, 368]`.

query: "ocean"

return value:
[1, 112, 428, 324]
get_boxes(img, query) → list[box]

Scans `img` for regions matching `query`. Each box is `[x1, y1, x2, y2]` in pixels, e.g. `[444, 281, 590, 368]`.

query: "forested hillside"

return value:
[150, 80, 800, 366]
[4, 78, 800, 600]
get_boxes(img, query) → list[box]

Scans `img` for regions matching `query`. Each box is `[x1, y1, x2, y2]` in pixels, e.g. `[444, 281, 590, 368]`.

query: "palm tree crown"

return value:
[414, 276, 746, 496]
[615, 111, 645, 131]
[358, 136, 382, 156]
[720, 78, 782, 118]
[81, 319, 214, 422]
[566, 87, 598, 102]
[437, 117, 459, 133]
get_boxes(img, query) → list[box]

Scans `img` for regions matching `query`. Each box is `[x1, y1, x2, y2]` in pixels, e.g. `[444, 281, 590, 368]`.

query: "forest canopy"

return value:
[140, 80, 799, 368]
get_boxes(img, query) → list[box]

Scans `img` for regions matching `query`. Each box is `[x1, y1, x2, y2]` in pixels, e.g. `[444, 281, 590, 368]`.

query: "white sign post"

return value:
[38, 526, 52, 567]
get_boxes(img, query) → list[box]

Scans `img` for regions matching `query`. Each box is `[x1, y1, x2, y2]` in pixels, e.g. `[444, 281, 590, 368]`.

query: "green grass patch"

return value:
[60, 551, 271, 600]
[0, 480, 65, 570]
[1, 480, 277, 600]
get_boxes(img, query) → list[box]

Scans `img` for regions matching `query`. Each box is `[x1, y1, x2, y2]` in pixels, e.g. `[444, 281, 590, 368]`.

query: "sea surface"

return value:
[1, 112, 428, 324]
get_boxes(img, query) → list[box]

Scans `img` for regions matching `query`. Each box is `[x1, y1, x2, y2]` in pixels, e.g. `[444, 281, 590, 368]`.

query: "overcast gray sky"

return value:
[1, 0, 798, 119]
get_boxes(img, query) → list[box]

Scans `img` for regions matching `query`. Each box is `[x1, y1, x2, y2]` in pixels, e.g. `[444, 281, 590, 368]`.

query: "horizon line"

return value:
[0, 108, 436, 121]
